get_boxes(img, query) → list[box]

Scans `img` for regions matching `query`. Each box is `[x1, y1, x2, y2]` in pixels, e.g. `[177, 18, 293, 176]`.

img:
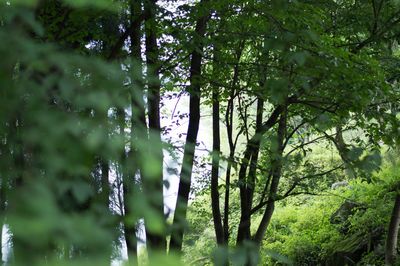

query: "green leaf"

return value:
[71, 182, 93, 204]
[266, 78, 289, 104]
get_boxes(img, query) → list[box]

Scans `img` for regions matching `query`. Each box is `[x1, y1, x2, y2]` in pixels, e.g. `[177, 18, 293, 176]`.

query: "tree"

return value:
[170, 0, 211, 253]
[143, 0, 167, 252]
[1, 0, 399, 265]
[386, 193, 400, 265]
[200, 1, 399, 263]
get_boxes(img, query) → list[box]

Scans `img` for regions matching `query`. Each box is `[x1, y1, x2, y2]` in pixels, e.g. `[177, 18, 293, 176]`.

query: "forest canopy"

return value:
[1, 0, 400, 265]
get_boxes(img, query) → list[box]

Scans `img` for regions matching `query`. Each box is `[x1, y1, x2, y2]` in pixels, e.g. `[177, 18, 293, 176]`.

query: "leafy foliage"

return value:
[1, 0, 400, 265]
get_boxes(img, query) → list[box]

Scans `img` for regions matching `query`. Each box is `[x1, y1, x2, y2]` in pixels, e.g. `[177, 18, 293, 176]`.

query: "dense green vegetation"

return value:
[1, 0, 400, 265]
[185, 151, 400, 265]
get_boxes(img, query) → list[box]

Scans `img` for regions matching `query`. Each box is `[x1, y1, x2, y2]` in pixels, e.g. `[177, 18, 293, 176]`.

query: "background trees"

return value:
[1, 0, 400, 265]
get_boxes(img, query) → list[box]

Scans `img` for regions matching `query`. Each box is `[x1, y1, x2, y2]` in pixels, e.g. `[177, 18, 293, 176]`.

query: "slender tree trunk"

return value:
[99, 97, 110, 210]
[223, 156, 232, 243]
[254, 105, 287, 245]
[211, 63, 224, 245]
[100, 159, 110, 207]
[236, 109, 266, 266]
[222, 42, 245, 243]
[244, 49, 268, 218]
[99, 129, 111, 263]
[170, 0, 210, 252]
[117, 105, 139, 266]
[143, 0, 166, 252]
[123, 183, 138, 265]
[236, 103, 280, 245]
[123, 1, 145, 263]
[246, 98, 264, 222]
[123, 185, 138, 265]
[236, 101, 264, 243]
[223, 91, 235, 244]
[385, 193, 400, 265]
[335, 125, 355, 178]
[0, 176, 4, 263]
[236, 147, 254, 243]
[242, 60, 267, 239]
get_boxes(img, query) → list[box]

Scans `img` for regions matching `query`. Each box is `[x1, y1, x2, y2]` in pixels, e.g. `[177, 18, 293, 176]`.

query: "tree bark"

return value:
[170, 0, 210, 252]
[223, 154, 232, 243]
[223, 42, 245, 244]
[210, 62, 224, 245]
[246, 98, 264, 224]
[100, 160, 110, 208]
[0, 176, 4, 263]
[236, 105, 282, 244]
[385, 193, 400, 266]
[123, 185, 138, 265]
[236, 99, 264, 244]
[335, 125, 355, 178]
[144, 0, 166, 252]
[123, 0, 145, 263]
[118, 106, 139, 265]
[223, 96, 234, 243]
[236, 147, 253, 242]
[254, 105, 287, 245]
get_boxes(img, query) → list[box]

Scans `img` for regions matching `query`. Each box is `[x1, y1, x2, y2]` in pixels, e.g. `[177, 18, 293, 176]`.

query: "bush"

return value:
[261, 160, 400, 265]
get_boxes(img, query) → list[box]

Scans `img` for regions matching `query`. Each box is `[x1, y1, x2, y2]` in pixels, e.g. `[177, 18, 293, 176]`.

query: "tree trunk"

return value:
[99, 120, 111, 262]
[223, 86, 236, 244]
[385, 193, 400, 265]
[0, 176, 4, 263]
[100, 159, 110, 208]
[236, 105, 281, 244]
[223, 42, 245, 244]
[170, 0, 210, 252]
[144, 0, 166, 252]
[223, 156, 232, 243]
[211, 64, 224, 245]
[245, 97, 264, 227]
[254, 105, 287, 245]
[123, 184, 138, 265]
[222, 96, 236, 242]
[236, 99, 263, 243]
[123, 0, 144, 263]
[236, 142, 253, 243]
[335, 125, 355, 178]
[117, 105, 139, 265]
